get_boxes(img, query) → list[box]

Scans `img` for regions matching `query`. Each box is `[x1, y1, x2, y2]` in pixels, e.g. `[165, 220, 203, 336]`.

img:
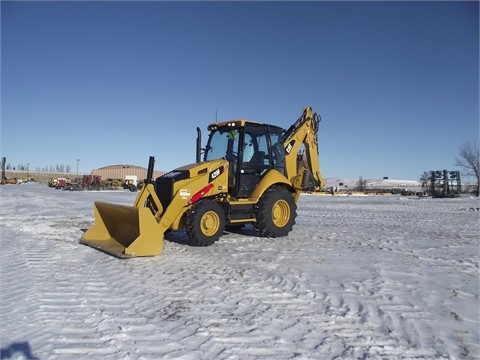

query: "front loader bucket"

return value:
[81, 201, 164, 258]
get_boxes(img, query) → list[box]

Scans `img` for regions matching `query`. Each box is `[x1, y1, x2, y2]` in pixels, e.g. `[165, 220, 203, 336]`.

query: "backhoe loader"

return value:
[81, 107, 324, 257]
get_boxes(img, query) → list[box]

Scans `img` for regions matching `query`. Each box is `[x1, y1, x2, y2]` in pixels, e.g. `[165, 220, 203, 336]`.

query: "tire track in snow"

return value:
[296, 194, 479, 359]
[2, 230, 459, 359]
[0, 190, 129, 358]
[143, 239, 430, 359]
[2, 187, 478, 359]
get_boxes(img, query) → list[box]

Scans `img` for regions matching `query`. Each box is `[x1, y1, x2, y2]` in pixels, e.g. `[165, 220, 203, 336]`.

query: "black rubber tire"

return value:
[185, 199, 226, 246]
[254, 186, 297, 238]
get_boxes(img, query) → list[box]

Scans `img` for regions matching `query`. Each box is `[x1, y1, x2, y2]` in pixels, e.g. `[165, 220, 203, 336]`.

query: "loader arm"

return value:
[81, 159, 229, 257]
[283, 107, 324, 196]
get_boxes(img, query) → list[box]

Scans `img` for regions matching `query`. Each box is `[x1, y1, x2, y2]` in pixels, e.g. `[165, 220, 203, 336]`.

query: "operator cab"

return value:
[205, 121, 285, 198]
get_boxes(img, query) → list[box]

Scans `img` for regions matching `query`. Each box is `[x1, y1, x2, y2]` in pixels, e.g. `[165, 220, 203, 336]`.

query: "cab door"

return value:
[237, 124, 271, 198]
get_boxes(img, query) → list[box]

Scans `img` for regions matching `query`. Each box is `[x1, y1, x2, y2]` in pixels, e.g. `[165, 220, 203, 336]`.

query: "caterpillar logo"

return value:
[285, 140, 295, 155]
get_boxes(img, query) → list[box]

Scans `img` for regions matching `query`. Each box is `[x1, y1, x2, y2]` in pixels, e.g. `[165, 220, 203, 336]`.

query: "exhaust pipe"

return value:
[146, 156, 155, 184]
[196, 127, 202, 163]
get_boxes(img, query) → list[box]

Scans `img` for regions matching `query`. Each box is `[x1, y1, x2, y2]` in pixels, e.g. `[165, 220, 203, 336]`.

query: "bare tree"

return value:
[356, 176, 368, 192]
[419, 171, 430, 182]
[419, 171, 431, 193]
[65, 164, 71, 173]
[455, 142, 479, 196]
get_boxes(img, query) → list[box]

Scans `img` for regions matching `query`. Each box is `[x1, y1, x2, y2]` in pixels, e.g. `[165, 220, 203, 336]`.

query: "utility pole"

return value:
[76, 159, 80, 178]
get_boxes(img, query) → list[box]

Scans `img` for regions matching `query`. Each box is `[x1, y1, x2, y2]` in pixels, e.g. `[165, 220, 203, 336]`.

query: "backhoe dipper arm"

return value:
[283, 107, 325, 192]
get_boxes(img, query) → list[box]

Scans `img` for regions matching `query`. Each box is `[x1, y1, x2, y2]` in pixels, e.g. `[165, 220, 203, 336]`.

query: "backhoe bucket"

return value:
[81, 201, 164, 258]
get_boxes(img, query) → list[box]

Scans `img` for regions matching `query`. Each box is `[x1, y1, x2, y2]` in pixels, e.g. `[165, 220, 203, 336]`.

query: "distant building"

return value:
[324, 178, 423, 194]
[91, 164, 165, 182]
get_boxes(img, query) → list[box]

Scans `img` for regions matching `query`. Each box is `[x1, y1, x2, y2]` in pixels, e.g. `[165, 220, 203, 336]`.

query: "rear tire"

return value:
[254, 186, 297, 237]
[185, 200, 226, 246]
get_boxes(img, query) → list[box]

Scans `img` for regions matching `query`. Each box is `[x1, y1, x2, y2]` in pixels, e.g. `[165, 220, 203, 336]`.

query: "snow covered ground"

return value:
[1, 183, 478, 360]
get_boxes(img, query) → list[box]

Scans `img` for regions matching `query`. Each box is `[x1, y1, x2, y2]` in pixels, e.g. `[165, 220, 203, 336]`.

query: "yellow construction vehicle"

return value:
[81, 107, 324, 257]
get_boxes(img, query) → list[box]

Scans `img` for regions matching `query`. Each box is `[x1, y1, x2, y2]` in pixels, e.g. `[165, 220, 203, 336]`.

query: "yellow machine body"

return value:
[82, 107, 324, 258]
[82, 160, 229, 257]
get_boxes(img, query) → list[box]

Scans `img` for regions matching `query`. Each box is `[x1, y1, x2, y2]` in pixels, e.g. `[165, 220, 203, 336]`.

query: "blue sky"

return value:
[2, 1, 478, 180]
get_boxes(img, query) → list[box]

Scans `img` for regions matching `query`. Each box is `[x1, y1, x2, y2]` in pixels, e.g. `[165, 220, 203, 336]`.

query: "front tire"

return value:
[185, 200, 226, 246]
[254, 186, 297, 238]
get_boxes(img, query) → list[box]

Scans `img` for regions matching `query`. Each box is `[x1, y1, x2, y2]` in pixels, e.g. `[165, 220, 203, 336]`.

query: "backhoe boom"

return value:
[284, 107, 324, 193]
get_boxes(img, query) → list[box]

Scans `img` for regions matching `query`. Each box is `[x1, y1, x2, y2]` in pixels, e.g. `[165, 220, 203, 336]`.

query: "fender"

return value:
[250, 169, 294, 200]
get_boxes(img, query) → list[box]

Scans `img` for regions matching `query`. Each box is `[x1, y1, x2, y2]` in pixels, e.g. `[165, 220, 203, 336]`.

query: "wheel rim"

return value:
[201, 210, 220, 236]
[271, 199, 290, 227]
